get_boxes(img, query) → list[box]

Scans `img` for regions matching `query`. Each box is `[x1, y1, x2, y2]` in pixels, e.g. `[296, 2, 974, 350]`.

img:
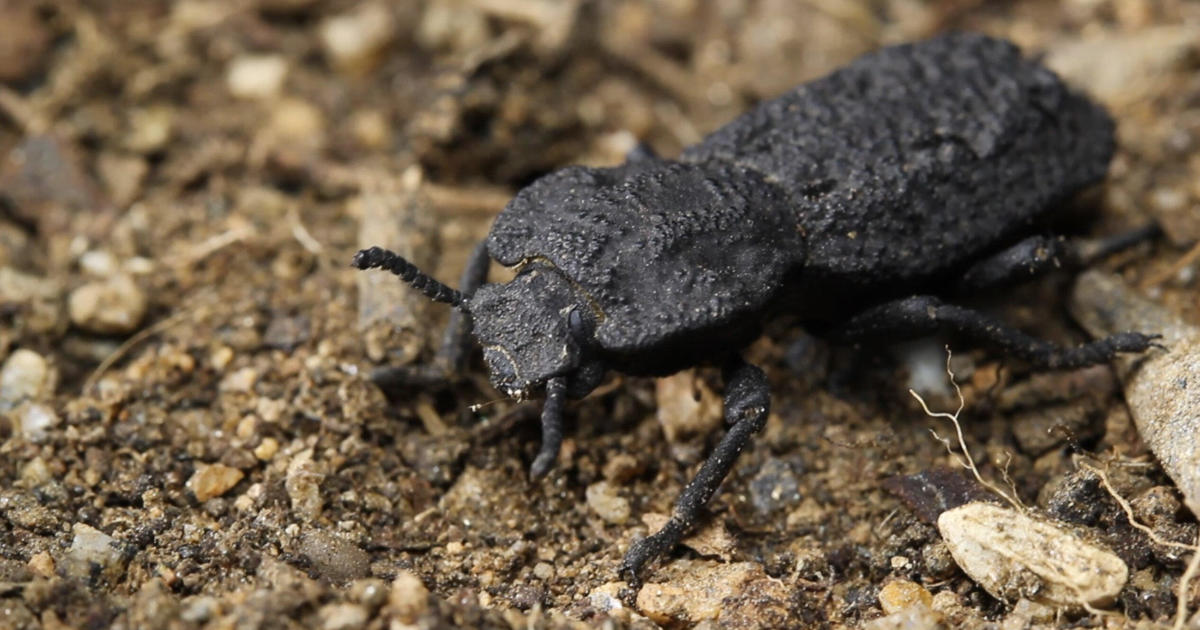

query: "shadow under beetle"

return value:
[353, 32, 1159, 585]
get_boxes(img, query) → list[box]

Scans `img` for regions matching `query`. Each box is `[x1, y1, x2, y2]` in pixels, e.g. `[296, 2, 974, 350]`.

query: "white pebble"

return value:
[319, 3, 394, 75]
[17, 403, 59, 442]
[68, 275, 147, 334]
[937, 502, 1127, 608]
[79, 250, 118, 278]
[0, 349, 49, 410]
[227, 54, 288, 100]
[586, 481, 630, 525]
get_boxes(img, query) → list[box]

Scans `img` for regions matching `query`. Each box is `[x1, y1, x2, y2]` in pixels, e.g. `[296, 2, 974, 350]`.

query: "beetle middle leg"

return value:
[371, 241, 491, 388]
[837, 295, 1160, 369]
[620, 357, 770, 586]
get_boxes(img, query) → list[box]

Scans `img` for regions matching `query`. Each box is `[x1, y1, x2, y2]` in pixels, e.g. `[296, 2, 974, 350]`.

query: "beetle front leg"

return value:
[530, 376, 568, 479]
[620, 357, 770, 587]
[838, 295, 1160, 369]
[371, 241, 491, 388]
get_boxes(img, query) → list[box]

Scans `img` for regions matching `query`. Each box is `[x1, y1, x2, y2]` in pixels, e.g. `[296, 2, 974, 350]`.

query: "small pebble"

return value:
[0, 0, 51, 83]
[937, 502, 1127, 608]
[416, 2, 489, 53]
[861, 605, 941, 630]
[179, 596, 219, 624]
[64, 523, 126, 582]
[587, 582, 626, 615]
[349, 578, 388, 610]
[26, 551, 54, 579]
[97, 153, 148, 209]
[655, 370, 722, 463]
[636, 561, 786, 626]
[317, 603, 367, 630]
[586, 481, 630, 524]
[0, 349, 49, 411]
[68, 275, 147, 335]
[1002, 599, 1055, 626]
[210, 346, 234, 371]
[263, 314, 311, 352]
[299, 529, 370, 582]
[878, 580, 933, 615]
[19, 457, 51, 485]
[227, 54, 288, 100]
[187, 464, 244, 502]
[254, 437, 279, 461]
[350, 110, 391, 150]
[602, 453, 640, 484]
[388, 571, 429, 623]
[266, 99, 325, 146]
[16, 403, 59, 443]
[319, 3, 395, 76]
[286, 449, 324, 519]
[79, 250, 119, 278]
[220, 367, 259, 393]
[748, 458, 802, 516]
[533, 561, 555, 580]
[0, 135, 100, 222]
[124, 106, 174, 154]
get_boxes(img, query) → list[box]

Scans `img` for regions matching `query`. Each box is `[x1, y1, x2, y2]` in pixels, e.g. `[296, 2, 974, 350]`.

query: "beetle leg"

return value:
[957, 224, 1159, 292]
[440, 241, 491, 373]
[620, 358, 769, 587]
[838, 295, 1160, 369]
[530, 376, 568, 479]
[370, 241, 491, 388]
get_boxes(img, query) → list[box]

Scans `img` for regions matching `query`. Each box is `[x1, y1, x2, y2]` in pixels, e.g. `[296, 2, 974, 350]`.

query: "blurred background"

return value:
[0, 1, 1198, 628]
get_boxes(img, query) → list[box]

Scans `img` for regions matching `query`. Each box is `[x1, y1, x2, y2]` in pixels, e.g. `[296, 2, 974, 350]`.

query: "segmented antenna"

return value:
[351, 246, 466, 308]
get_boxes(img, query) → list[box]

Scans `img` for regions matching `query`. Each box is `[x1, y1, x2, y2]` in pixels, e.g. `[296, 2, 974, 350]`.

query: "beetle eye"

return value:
[567, 306, 592, 341]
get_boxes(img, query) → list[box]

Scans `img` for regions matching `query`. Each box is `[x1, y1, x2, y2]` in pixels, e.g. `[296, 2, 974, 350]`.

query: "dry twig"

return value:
[909, 347, 1025, 511]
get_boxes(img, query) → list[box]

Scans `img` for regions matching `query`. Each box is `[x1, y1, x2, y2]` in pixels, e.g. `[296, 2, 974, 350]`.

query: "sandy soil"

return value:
[1, 1, 1199, 628]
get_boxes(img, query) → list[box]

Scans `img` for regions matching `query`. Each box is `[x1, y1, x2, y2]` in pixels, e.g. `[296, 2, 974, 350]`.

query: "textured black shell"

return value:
[488, 160, 801, 352]
[487, 32, 1114, 352]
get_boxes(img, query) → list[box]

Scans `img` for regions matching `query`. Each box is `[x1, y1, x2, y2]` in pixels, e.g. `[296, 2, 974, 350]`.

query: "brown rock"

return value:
[0, 1, 51, 83]
[636, 561, 785, 625]
[187, 464, 244, 502]
[878, 579, 933, 615]
[68, 275, 147, 335]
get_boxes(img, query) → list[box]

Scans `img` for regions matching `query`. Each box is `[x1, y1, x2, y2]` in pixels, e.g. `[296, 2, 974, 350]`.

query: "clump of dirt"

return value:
[1, 1, 1199, 628]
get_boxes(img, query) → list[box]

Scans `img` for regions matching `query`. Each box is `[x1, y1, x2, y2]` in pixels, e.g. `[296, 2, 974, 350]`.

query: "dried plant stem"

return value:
[909, 347, 1025, 512]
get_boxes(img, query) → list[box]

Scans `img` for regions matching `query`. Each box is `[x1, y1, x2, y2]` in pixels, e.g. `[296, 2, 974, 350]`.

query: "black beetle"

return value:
[353, 32, 1157, 584]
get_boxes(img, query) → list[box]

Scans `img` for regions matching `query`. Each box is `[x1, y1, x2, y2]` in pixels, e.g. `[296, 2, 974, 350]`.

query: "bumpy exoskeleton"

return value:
[353, 32, 1160, 585]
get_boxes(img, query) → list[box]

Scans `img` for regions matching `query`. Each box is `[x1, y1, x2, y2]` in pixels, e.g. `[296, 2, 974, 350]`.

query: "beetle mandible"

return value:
[353, 32, 1158, 584]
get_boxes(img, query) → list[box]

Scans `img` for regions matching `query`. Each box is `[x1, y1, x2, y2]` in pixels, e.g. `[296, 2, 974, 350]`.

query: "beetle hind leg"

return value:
[956, 224, 1159, 292]
[621, 357, 770, 587]
[838, 295, 1159, 369]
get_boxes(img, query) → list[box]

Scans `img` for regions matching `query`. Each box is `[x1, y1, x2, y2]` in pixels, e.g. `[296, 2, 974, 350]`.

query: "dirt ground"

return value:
[2, 1, 1200, 628]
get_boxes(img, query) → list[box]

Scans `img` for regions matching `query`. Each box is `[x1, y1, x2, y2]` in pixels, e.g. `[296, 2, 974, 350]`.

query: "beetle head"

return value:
[352, 247, 604, 401]
[468, 266, 597, 399]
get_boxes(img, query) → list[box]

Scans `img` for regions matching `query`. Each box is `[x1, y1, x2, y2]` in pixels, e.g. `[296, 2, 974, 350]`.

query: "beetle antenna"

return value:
[352, 246, 467, 308]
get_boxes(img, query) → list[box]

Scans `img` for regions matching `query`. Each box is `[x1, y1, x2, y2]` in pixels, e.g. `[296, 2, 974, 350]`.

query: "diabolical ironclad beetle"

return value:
[353, 32, 1159, 584]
